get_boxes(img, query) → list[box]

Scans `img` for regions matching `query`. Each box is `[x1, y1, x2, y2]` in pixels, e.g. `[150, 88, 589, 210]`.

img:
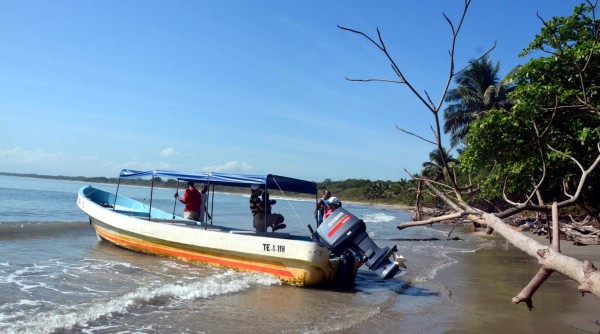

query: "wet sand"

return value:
[333, 204, 600, 333]
[434, 231, 600, 333]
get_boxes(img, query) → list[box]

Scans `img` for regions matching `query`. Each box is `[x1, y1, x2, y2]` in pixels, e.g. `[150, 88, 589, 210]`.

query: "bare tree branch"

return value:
[397, 212, 464, 230]
[395, 125, 437, 145]
[512, 267, 554, 310]
[551, 202, 561, 252]
[546, 142, 600, 202]
[453, 41, 497, 76]
[345, 77, 405, 84]
[337, 25, 435, 113]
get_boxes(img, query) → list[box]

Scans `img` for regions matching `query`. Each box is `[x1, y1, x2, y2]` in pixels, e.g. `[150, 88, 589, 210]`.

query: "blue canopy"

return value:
[119, 169, 318, 195]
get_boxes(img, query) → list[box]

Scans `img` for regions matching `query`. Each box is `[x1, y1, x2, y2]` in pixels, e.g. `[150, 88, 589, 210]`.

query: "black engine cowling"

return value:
[315, 208, 405, 280]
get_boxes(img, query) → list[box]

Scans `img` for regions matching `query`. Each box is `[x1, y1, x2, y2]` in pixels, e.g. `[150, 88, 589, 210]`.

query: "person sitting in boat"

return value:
[174, 181, 202, 224]
[261, 190, 275, 214]
[250, 184, 286, 232]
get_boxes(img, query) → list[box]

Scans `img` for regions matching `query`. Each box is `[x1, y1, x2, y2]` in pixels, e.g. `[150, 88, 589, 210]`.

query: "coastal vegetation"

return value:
[0, 171, 440, 207]
[339, 0, 600, 308]
[443, 55, 517, 148]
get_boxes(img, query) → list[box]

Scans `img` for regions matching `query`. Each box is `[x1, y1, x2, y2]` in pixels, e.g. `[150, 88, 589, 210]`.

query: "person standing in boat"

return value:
[315, 189, 331, 226]
[199, 184, 212, 224]
[315, 190, 342, 226]
[323, 196, 342, 220]
[174, 181, 202, 224]
[249, 184, 286, 232]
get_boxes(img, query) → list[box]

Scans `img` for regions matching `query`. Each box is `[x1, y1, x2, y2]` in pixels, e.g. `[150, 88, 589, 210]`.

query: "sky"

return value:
[0, 0, 586, 182]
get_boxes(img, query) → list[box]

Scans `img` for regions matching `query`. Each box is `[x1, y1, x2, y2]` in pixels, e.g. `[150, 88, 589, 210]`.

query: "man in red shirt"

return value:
[174, 181, 202, 224]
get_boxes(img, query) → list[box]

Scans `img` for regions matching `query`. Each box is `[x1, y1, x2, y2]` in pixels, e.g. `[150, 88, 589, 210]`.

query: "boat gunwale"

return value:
[78, 186, 330, 262]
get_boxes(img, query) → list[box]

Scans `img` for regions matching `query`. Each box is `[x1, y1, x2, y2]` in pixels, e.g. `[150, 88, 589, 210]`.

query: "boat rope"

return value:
[272, 178, 305, 225]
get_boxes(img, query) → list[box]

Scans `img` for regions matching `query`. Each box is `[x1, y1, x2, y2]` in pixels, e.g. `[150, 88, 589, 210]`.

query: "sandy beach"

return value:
[433, 229, 600, 333]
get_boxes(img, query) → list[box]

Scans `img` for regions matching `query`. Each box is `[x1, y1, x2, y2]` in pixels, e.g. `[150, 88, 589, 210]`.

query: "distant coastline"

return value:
[0, 171, 117, 183]
[0, 171, 419, 212]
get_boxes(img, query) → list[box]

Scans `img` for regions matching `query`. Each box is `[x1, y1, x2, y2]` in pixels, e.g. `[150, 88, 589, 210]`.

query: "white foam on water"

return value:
[419, 225, 450, 236]
[82, 258, 139, 270]
[0, 299, 58, 325]
[300, 303, 382, 334]
[410, 245, 480, 283]
[80, 324, 122, 334]
[0, 271, 280, 334]
[81, 285, 112, 294]
[362, 212, 396, 224]
[0, 299, 43, 312]
[4, 265, 53, 293]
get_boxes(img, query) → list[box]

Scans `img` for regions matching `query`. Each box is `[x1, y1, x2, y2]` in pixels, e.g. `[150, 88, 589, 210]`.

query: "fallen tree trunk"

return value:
[484, 212, 600, 298]
[399, 211, 464, 229]
[398, 201, 600, 301]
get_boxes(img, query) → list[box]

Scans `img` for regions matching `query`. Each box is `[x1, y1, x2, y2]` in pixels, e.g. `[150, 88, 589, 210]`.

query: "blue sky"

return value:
[0, 0, 584, 181]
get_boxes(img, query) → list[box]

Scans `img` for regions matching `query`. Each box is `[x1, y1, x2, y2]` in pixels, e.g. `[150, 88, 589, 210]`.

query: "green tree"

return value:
[443, 55, 517, 148]
[459, 3, 600, 209]
[422, 147, 457, 182]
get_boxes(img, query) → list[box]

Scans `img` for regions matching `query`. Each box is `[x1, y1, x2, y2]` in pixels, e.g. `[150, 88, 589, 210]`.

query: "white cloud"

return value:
[159, 147, 178, 157]
[0, 147, 135, 177]
[0, 147, 253, 178]
[203, 161, 253, 173]
[0, 146, 66, 163]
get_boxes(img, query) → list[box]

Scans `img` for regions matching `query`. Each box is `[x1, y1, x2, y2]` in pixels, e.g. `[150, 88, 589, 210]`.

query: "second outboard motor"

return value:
[316, 208, 405, 280]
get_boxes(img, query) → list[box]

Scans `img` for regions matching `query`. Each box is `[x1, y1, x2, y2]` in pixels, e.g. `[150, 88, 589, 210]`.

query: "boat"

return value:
[77, 169, 406, 287]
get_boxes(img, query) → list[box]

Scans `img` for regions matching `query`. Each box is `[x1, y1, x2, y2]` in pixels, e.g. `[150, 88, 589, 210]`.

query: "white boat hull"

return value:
[78, 186, 358, 286]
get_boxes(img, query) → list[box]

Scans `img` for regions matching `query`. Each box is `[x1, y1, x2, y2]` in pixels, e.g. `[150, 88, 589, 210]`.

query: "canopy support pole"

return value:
[113, 178, 122, 210]
[172, 180, 180, 219]
[209, 183, 215, 227]
[148, 176, 155, 221]
[263, 184, 267, 232]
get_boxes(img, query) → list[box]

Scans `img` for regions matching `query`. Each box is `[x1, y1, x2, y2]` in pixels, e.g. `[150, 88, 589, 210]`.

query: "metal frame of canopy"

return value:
[114, 169, 320, 233]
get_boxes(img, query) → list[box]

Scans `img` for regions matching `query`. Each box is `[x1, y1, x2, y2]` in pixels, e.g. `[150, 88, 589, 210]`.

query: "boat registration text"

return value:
[263, 243, 286, 253]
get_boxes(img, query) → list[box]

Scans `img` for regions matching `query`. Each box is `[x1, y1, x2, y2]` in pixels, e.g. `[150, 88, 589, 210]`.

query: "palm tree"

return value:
[422, 147, 456, 182]
[443, 56, 518, 148]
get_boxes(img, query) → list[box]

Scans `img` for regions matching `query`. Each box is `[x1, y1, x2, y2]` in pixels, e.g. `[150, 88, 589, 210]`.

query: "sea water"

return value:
[0, 175, 486, 333]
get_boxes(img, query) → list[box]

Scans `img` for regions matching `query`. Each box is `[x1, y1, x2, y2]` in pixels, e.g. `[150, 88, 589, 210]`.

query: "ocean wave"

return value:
[362, 212, 396, 223]
[0, 271, 280, 334]
[0, 221, 92, 240]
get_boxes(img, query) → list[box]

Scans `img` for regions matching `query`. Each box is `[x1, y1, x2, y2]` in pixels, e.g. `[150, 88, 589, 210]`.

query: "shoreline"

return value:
[342, 200, 417, 212]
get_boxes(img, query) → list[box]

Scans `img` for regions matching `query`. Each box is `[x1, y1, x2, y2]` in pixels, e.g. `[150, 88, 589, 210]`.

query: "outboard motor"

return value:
[316, 208, 406, 280]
